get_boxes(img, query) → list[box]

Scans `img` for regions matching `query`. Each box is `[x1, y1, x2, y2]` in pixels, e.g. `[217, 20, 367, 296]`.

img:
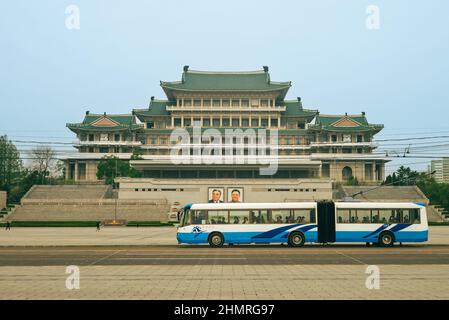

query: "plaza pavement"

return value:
[0, 226, 449, 299]
[0, 226, 448, 246]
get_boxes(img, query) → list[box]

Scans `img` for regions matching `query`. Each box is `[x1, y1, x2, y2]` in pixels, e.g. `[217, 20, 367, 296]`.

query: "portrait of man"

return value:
[208, 188, 224, 203]
[228, 188, 243, 203]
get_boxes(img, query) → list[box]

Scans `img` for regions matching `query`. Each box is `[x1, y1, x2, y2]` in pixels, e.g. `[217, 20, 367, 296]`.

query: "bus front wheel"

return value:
[208, 232, 224, 248]
[378, 231, 395, 247]
[288, 231, 305, 247]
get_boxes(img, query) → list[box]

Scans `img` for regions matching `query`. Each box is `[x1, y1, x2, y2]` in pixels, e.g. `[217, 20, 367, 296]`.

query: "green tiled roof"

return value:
[309, 114, 383, 133]
[282, 100, 318, 117]
[133, 100, 171, 120]
[161, 68, 291, 100]
[66, 113, 144, 132]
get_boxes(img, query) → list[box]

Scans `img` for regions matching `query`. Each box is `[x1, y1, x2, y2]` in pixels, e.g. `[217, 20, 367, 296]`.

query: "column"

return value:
[74, 161, 79, 182]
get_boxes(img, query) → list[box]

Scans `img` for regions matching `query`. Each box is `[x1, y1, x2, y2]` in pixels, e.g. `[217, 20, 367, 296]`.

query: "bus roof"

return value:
[189, 202, 317, 210]
[334, 202, 423, 209]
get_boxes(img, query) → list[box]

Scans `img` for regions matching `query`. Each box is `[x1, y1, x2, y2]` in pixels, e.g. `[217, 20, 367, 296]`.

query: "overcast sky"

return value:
[1, 0, 448, 173]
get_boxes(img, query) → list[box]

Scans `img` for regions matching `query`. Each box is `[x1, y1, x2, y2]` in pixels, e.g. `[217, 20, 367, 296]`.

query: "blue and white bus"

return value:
[176, 201, 428, 247]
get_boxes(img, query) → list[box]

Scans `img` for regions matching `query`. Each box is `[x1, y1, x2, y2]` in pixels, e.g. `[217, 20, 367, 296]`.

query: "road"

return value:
[1, 244, 449, 266]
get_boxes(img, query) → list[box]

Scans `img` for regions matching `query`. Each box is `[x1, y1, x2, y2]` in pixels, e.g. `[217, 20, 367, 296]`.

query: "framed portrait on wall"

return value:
[227, 187, 243, 203]
[208, 187, 224, 203]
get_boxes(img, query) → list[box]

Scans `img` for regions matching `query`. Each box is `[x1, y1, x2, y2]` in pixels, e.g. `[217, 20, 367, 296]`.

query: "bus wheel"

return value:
[288, 231, 305, 247]
[378, 232, 395, 247]
[208, 232, 224, 248]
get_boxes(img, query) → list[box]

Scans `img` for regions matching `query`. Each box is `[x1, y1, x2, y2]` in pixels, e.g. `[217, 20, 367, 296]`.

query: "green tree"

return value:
[96, 156, 142, 185]
[0, 135, 24, 202]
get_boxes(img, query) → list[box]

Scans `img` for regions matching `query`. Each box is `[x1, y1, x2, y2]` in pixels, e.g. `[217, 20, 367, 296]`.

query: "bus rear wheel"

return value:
[208, 232, 224, 248]
[288, 231, 305, 247]
[378, 232, 395, 247]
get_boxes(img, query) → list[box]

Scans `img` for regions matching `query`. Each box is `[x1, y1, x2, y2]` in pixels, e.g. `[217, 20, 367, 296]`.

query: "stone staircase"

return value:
[6, 184, 169, 222]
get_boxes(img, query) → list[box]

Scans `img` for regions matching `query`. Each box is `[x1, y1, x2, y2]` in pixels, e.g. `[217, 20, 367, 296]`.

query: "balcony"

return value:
[310, 141, 378, 148]
[166, 105, 286, 112]
[74, 140, 142, 147]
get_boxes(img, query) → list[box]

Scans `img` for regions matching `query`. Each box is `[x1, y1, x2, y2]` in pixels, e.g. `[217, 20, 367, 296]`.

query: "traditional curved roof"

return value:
[66, 113, 143, 132]
[133, 100, 171, 120]
[281, 100, 318, 117]
[308, 113, 383, 133]
[160, 67, 291, 100]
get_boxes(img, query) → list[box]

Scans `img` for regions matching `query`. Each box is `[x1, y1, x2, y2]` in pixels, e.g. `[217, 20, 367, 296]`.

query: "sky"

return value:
[1, 0, 448, 174]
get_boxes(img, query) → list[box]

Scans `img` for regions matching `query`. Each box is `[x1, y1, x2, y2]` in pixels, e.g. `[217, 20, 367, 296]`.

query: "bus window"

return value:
[337, 209, 350, 223]
[356, 209, 371, 223]
[293, 209, 316, 223]
[230, 210, 250, 224]
[378, 209, 393, 224]
[371, 210, 380, 223]
[208, 210, 229, 224]
[191, 210, 207, 225]
[408, 209, 420, 224]
[271, 210, 292, 223]
[250, 210, 268, 224]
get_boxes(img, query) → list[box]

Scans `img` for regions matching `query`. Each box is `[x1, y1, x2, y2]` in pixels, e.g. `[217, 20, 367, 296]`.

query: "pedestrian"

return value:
[96, 221, 100, 232]
[5, 221, 11, 231]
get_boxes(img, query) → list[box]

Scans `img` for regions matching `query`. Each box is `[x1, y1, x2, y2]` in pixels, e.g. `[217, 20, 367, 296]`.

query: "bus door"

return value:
[317, 200, 336, 243]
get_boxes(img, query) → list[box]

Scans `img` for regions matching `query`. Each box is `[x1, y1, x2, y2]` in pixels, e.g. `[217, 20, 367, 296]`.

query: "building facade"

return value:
[430, 158, 449, 183]
[65, 67, 387, 202]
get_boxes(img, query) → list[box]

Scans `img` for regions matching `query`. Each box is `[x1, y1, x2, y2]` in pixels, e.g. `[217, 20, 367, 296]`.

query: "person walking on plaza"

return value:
[5, 221, 11, 231]
[96, 221, 100, 232]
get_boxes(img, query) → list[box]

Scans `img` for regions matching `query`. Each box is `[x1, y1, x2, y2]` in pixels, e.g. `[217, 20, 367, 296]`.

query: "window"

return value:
[260, 118, 268, 127]
[261, 99, 269, 107]
[229, 210, 250, 224]
[271, 209, 293, 224]
[232, 118, 240, 127]
[331, 135, 337, 142]
[184, 118, 191, 127]
[232, 99, 240, 107]
[114, 134, 121, 142]
[174, 118, 181, 127]
[203, 99, 211, 107]
[88, 134, 94, 141]
[242, 118, 249, 127]
[99, 147, 109, 153]
[147, 121, 154, 129]
[213, 99, 221, 107]
[251, 99, 259, 107]
[213, 118, 220, 127]
[222, 118, 230, 127]
[271, 118, 278, 127]
[184, 99, 192, 107]
[241, 99, 249, 107]
[188, 210, 208, 225]
[337, 209, 350, 223]
[294, 209, 316, 223]
[203, 118, 210, 127]
[222, 99, 230, 107]
[357, 135, 363, 143]
[251, 119, 259, 127]
[208, 210, 229, 224]
[297, 122, 305, 129]
[88, 147, 94, 153]
[193, 99, 201, 107]
[249, 210, 268, 224]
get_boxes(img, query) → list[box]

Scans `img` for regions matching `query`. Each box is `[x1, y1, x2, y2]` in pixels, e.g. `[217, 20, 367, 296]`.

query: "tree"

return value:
[96, 156, 142, 185]
[0, 135, 24, 195]
[29, 146, 56, 184]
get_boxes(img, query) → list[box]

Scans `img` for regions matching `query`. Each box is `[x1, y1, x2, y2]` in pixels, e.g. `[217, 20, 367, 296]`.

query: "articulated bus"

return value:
[176, 201, 428, 247]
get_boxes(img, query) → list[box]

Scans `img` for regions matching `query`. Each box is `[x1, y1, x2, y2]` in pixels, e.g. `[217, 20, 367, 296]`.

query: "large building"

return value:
[65, 67, 387, 204]
[430, 158, 449, 183]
